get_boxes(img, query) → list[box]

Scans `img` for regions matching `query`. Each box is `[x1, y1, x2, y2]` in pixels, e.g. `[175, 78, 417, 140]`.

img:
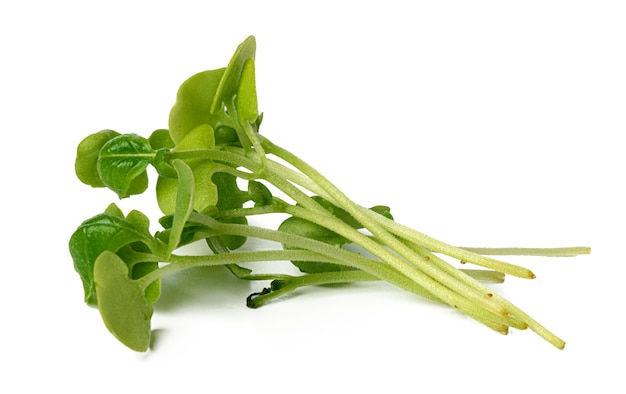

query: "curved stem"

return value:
[188, 213, 520, 331]
[263, 140, 509, 308]
[137, 249, 358, 288]
[262, 138, 570, 348]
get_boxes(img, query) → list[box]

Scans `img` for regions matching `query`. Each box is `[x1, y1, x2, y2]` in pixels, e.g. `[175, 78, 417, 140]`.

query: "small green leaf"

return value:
[94, 251, 153, 352]
[212, 216, 248, 250]
[149, 128, 175, 150]
[214, 125, 240, 145]
[213, 171, 248, 210]
[169, 68, 226, 144]
[125, 210, 152, 235]
[97, 134, 155, 198]
[103, 202, 125, 218]
[211, 36, 256, 115]
[156, 161, 217, 215]
[167, 159, 195, 256]
[248, 180, 273, 206]
[152, 149, 177, 178]
[75, 129, 120, 187]
[278, 216, 351, 273]
[307, 196, 394, 229]
[211, 171, 250, 250]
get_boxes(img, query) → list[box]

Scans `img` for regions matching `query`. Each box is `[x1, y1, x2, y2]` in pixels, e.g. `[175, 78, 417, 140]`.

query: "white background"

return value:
[1, 1, 624, 392]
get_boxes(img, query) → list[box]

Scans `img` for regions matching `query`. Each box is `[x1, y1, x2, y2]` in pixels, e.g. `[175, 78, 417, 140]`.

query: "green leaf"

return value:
[174, 123, 215, 151]
[167, 159, 195, 256]
[75, 129, 120, 187]
[211, 36, 256, 115]
[212, 171, 249, 250]
[156, 161, 218, 215]
[236, 58, 259, 123]
[210, 216, 248, 251]
[213, 171, 248, 210]
[157, 215, 214, 247]
[103, 202, 125, 218]
[308, 196, 394, 229]
[131, 261, 161, 303]
[97, 134, 155, 198]
[278, 216, 352, 273]
[370, 205, 394, 221]
[94, 251, 153, 352]
[69, 210, 156, 302]
[169, 68, 226, 144]
[214, 125, 240, 145]
[248, 180, 273, 206]
[149, 128, 175, 150]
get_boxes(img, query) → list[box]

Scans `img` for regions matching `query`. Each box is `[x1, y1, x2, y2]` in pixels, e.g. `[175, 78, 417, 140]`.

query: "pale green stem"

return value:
[361, 208, 536, 278]
[459, 247, 591, 257]
[263, 141, 518, 318]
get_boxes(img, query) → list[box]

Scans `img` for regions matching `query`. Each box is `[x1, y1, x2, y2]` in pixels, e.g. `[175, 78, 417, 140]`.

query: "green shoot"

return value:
[69, 35, 589, 352]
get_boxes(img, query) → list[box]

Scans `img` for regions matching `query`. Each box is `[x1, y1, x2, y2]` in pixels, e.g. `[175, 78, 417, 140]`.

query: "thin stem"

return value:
[264, 140, 511, 313]
[361, 208, 536, 278]
[281, 204, 510, 318]
[137, 249, 355, 287]
[458, 247, 591, 257]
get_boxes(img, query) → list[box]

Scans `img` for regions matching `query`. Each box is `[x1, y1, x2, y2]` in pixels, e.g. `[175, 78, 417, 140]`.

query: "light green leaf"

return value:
[149, 128, 175, 150]
[75, 129, 120, 187]
[169, 68, 226, 144]
[94, 251, 153, 352]
[174, 123, 215, 152]
[236, 58, 259, 123]
[210, 35, 256, 115]
[167, 159, 195, 256]
[156, 161, 217, 215]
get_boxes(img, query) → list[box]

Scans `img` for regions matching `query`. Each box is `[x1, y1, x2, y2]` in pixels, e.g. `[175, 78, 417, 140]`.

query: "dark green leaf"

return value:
[152, 149, 177, 178]
[370, 205, 394, 221]
[213, 216, 248, 251]
[248, 180, 273, 206]
[97, 134, 155, 198]
[214, 125, 240, 145]
[75, 129, 120, 187]
[278, 216, 351, 273]
[69, 211, 156, 302]
[308, 196, 394, 228]
[213, 171, 247, 211]
[94, 251, 153, 352]
[211, 171, 250, 250]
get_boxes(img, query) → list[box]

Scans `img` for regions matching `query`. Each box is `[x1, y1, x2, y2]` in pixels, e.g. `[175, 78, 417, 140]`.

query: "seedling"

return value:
[70, 36, 589, 351]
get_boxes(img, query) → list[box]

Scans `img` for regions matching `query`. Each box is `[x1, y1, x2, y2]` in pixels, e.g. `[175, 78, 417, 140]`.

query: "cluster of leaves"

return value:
[70, 36, 589, 352]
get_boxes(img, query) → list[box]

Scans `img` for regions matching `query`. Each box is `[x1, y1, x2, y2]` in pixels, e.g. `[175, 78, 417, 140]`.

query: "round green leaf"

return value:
[169, 68, 225, 144]
[75, 129, 120, 187]
[94, 251, 153, 352]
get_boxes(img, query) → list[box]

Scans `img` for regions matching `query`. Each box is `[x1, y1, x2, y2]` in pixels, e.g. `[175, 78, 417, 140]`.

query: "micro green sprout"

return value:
[70, 36, 590, 352]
